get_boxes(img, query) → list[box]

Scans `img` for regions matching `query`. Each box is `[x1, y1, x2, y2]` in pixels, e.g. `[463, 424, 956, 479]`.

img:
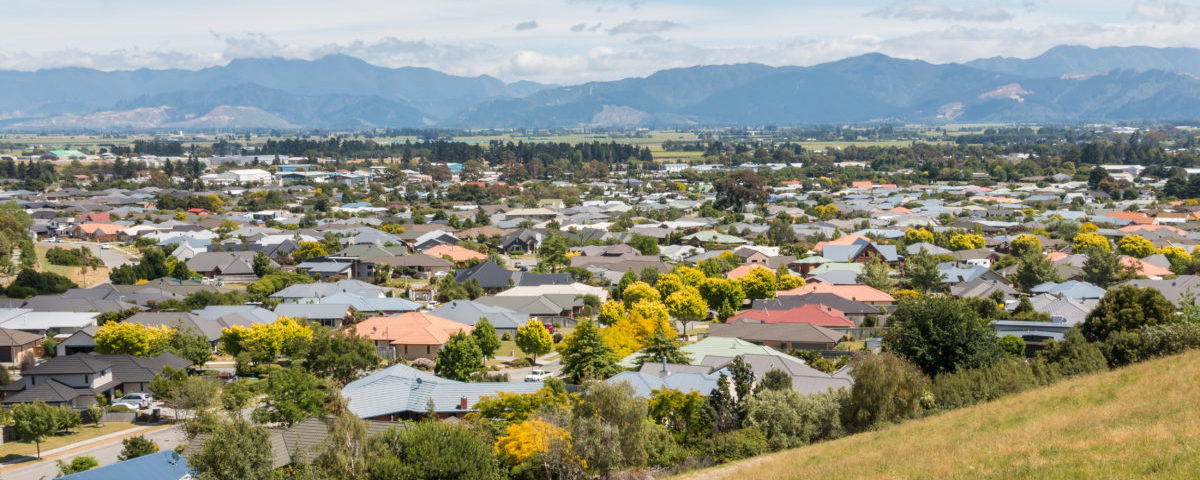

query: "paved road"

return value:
[3, 425, 184, 480]
[501, 353, 562, 383]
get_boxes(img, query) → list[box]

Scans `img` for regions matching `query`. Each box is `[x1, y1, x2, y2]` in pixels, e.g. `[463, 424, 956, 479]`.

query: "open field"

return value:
[34, 245, 111, 288]
[678, 349, 1200, 480]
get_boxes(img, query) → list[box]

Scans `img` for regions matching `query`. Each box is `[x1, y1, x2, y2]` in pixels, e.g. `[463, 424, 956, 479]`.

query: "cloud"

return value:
[570, 23, 587, 32]
[632, 35, 668, 45]
[867, 3, 1014, 22]
[607, 20, 679, 35]
[1132, 1, 1191, 23]
[515, 20, 539, 31]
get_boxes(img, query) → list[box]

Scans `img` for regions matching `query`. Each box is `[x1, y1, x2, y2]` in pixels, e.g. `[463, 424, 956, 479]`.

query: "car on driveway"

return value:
[111, 392, 153, 409]
[524, 369, 554, 382]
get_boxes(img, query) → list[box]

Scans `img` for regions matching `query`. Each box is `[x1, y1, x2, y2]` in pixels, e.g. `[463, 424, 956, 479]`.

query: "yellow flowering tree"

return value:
[494, 419, 571, 465]
[621, 281, 660, 307]
[221, 317, 313, 361]
[654, 273, 684, 299]
[596, 301, 625, 327]
[1117, 234, 1155, 258]
[1159, 246, 1191, 265]
[1073, 232, 1110, 252]
[95, 322, 174, 356]
[673, 266, 707, 287]
[903, 228, 934, 245]
[947, 233, 985, 251]
[602, 299, 674, 358]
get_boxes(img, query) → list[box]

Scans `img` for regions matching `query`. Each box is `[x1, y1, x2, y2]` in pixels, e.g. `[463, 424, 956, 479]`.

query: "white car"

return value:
[524, 370, 553, 382]
[99, 244, 111, 250]
[111, 393, 153, 409]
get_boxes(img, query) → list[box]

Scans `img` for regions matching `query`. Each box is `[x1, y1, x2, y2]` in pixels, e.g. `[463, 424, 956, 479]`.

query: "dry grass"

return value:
[0, 423, 139, 462]
[676, 350, 1200, 480]
[34, 245, 111, 288]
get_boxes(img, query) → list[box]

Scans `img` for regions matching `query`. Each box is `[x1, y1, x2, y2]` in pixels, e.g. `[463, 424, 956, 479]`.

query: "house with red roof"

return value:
[353, 312, 474, 361]
[777, 283, 895, 306]
[728, 304, 854, 328]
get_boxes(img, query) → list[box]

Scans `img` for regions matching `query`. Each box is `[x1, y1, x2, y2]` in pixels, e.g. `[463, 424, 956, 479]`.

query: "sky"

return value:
[2, 0, 1199, 84]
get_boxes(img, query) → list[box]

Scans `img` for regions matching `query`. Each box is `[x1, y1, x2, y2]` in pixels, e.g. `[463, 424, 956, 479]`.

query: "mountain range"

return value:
[3, 45, 1200, 130]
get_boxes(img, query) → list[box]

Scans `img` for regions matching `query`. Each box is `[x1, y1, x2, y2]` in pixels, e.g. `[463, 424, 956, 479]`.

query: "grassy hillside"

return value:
[679, 350, 1200, 479]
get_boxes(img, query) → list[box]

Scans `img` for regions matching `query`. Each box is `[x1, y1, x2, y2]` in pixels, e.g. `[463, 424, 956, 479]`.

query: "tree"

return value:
[728, 355, 756, 402]
[1073, 232, 1110, 253]
[252, 251, 276, 277]
[737, 266, 777, 300]
[707, 375, 739, 433]
[560, 319, 621, 383]
[883, 296, 1005, 376]
[94, 321, 168, 357]
[842, 352, 929, 431]
[766, 213, 797, 246]
[1083, 245, 1129, 288]
[1081, 285, 1176, 343]
[119, 435, 159, 460]
[292, 241, 328, 262]
[602, 299, 673, 358]
[947, 233, 985, 251]
[743, 389, 845, 450]
[367, 422, 502, 480]
[1009, 234, 1042, 258]
[758, 368, 793, 392]
[1118, 234, 1155, 258]
[629, 234, 660, 255]
[56, 456, 99, 476]
[903, 228, 934, 245]
[221, 317, 313, 362]
[904, 250, 945, 292]
[648, 388, 710, 444]
[1036, 328, 1109, 378]
[999, 335, 1026, 357]
[220, 380, 254, 420]
[191, 421, 273, 480]
[621, 281, 661, 307]
[655, 273, 685, 298]
[1015, 251, 1060, 292]
[150, 366, 218, 421]
[159, 328, 214, 367]
[634, 327, 692, 368]
[572, 381, 649, 475]
[699, 277, 745, 320]
[664, 285, 707, 333]
[857, 254, 898, 293]
[435, 331, 483, 381]
[515, 319, 553, 363]
[714, 170, 768, 212]
[613, 269, 638, 300]
[12, 401, 57, 458]
[596, 300, 625, 327]
[253, 368, 329, 427]
[536, 232, 569, 273]
[471, 318, 501, 360]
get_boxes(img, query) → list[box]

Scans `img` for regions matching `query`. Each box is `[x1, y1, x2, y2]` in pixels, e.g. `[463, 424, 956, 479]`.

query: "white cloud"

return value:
[607, 20, 679, 35]
[868, 3, 1015, 22]
[1132, 1, 1192, 23]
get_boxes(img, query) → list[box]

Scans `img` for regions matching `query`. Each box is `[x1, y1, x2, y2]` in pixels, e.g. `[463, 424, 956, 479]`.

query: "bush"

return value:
[508, 357, 532, 368]
[411, 358, 435, 371]
[1100, 323, 1200, 367]
[644, 421, 689, 468]
[705, 427, 769, 463]
[46, 246, 96, 267]
[501, 332, 512, 341]
[1036, 328, 1109, 378]
[930, 360, 1041, 410]
[841, 352, 930, 432]
[743, 389, 846, 450]
[6, 269, 77, 297]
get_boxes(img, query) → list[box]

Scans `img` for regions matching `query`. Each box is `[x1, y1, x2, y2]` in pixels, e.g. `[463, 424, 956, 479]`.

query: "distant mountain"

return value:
[3, 46, 1200, 130]
[0, 54, 552, 122]
[966, 45, 1200, 78]
[454, 53, 1200, 126]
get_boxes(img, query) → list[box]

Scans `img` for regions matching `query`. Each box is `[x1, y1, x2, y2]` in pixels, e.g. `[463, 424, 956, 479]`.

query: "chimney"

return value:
[459, 396, 469, 410]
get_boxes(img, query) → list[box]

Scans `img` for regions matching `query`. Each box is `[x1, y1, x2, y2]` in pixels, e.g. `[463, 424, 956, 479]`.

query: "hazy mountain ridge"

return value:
[3, 45, 1200, 130]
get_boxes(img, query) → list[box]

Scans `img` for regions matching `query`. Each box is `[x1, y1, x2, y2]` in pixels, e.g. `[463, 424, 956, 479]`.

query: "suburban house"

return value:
[728, 304, 855, 328]
[430, 299, 527, 337]
[354, 312, 474, 361]
[707, 322, 843, 351]
[1, 354, 117, 408]
[0, 327, 43, 366]
[341, 363, 543, 421]
[186, 251, 264, 282]
[56, 450, 194, 480]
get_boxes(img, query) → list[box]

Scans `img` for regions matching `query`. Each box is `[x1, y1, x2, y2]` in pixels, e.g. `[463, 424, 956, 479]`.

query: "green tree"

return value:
[648, 388, 710, 443]
[1015, 251, 1060, 292]
[470, 318, 501, 360]
[1036, 328, 1109, 378]
[714, 170, 768, 212]
[621, 281, 661, 307]
[253, 368, 329, 427]
[743, 389, 845, 450]
[560, 319, 621, 384]
[999, 335, 1026, 357]
[118, 435, 159, 460]
[303, 326, 381, 385]
[434, 331, 483, 382]
[1081, 285, 1176, 343]
[758, 368, 793, 392]
[536, 232, 569, 272]
[12, 401, 57, 458]
[220, 380, 254, 420]
[191, 421, 274, 480]
[699, 277, 745, 320]
[857, 254, 897, 293]
[883, 296, 1005, 376]
[629, 234, 660, 256]
[311, 397, 371, 480]
[572, 381, 649, 475]
[515, 319, 553, 362]
[904, 250, 946, 292]
[634, 328, 691, 367]
[56, 456, 99, 475]
[150, 366, 218, 421]
[664, 285, 707, 334]
[1083, 245, 1129, 288]
[613, 269, 638, 300]
[252, 251, 276, 277]
[367, 422, 503, 480]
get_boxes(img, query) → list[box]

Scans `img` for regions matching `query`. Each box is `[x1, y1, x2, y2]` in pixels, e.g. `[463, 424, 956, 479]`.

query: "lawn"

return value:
[676, 349, 1200, 479]
[0, 422, 140, 462]
[34, 245, 111, 288]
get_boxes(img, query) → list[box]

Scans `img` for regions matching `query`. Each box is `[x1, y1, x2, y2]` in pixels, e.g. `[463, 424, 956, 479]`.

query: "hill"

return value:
[677, 350, 1200, 479]
[966, 45, 1200, 78]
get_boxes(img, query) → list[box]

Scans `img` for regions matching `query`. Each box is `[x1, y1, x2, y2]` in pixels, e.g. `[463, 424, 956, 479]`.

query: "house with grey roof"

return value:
[430, 300, 527, 336]
[341, 363, 543, 421]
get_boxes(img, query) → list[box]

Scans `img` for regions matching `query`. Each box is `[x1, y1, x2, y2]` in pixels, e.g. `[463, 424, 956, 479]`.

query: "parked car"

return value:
[524, 370, 553, 382]
[111, 392, 153, 409]
[99, 244, 111, 250]
[543, 323, 555, 334]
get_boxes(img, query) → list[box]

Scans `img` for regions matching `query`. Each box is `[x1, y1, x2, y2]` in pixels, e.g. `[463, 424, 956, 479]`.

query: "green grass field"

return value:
[678, 350, 1200, 479]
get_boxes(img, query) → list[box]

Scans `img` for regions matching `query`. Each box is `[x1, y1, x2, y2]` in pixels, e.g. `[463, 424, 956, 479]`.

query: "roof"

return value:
[423, 244, 487, 262]
[354, 312, 474, 345]
[618, 336, 801, 368]
[430, 300, 527, 330]
[124, 312, 224, 341]
[1030, 280, 1106, 300]
[751, 293, 880, 315]
[708, 322, 843, 344]
[91, 353, 191, 385]
[777, 283, 895, 304]
[607, 370, 722, 398]
[453, 261, 514, 289]
[273, 302, 353, 320]
[56, 450, 193, 480]
[728, 304, 854, 327]
[342, 363, 542, 418]
[3, 379, 91, 404]
[270, 279, 388, 300]
[0, 326, 42, 347]
[23, 353, 112, 376]
[725, 264, 775, 280]
[0, 311, 99, 331]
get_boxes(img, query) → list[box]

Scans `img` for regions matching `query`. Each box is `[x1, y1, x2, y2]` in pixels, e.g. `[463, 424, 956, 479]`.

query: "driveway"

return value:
[2, 424, 184, 480]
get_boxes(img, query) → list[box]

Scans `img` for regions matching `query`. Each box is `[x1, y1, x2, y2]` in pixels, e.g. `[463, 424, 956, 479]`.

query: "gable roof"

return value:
[354, 312, 473, 345]
[56, 450, 193, 480]
[751, 293, 880, 315]
[430, 300, 527, 330]
[0, 326, 42, 347]
[728, 304, 854, 327]
[453, 261, 513, 289]
[776, 283, 895, 304]
[708, 322, 843, 345]
[341, 363, 542, 418]
[423, 244, 487, 262]
[23, 353, 112, 376]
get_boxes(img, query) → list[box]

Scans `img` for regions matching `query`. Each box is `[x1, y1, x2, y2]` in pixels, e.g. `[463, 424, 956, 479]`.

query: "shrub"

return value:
[743, 389, 846, 450]
[1035, 328, 1108, 378]
[841, 352, 930, 431]
[501, 332, 512, 341]
[644, 421, 689, 468]
[930, 360, 1041, 410]
[410, 358, 435, 371]
[706, 427, 769, 463]
[1100, 323, 1200, 367]
[508, 357, 533, 368]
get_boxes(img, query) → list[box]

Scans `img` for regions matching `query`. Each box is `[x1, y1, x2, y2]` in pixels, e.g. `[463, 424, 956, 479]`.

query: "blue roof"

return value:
[57, 450, 192, 480]
[607, 370, 722, 398]
[1030, 280, 1106, 300]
